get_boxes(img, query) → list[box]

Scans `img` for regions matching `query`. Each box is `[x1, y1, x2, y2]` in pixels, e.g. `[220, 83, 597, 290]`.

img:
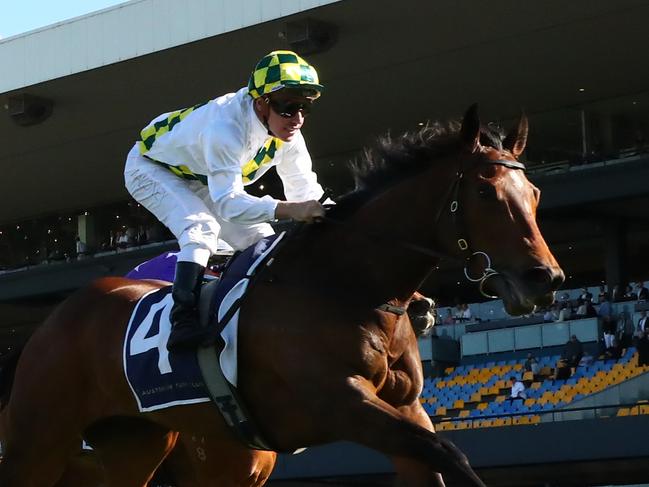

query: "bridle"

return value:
[319, 155, 527, 299]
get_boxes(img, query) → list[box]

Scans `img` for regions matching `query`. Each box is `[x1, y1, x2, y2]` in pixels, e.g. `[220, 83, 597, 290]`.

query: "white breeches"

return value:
[124, 146, 274, 266]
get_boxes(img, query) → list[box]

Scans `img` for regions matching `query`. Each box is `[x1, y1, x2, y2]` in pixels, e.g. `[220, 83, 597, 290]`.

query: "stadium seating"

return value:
[424, 346, 649, 430]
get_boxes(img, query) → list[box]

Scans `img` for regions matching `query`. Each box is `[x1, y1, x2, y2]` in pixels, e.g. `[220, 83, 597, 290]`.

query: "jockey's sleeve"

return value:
[275, 131, 326, 202]
[202, 123, 280, 224]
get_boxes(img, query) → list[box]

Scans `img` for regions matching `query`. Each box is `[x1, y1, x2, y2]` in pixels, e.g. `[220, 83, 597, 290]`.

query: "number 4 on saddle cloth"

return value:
[123, 233, 286, 449]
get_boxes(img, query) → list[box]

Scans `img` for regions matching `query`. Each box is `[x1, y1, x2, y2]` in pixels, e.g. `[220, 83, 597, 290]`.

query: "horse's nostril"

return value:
[523, 266, 564, 291]
[551, 269, 566, 291]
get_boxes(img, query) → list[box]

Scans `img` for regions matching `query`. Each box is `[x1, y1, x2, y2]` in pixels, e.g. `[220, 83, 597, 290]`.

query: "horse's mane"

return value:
[328, 121, 505, 218]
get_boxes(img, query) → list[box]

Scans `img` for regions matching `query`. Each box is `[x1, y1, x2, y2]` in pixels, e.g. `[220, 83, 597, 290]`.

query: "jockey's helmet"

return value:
[247, 50, 323, 100]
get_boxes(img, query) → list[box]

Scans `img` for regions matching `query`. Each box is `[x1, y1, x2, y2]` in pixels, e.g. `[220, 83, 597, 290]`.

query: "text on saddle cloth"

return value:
[123, 232, 285, 411]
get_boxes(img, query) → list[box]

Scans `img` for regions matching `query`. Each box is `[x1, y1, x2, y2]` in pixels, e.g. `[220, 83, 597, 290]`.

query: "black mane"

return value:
[329, 121, 505, 217]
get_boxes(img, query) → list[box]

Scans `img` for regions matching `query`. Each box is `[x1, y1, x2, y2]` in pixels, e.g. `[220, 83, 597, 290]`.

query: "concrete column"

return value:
[604, 220, 628, 300]
[77, 214, 98, 249]
[598, 112, 614, 158]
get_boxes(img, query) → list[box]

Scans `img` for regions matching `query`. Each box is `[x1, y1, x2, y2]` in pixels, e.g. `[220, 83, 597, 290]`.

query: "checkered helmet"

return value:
[247, 50, 323, 99]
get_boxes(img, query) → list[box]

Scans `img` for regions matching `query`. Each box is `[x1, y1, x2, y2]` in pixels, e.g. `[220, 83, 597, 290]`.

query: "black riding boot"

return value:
[167, 261, 206, 352]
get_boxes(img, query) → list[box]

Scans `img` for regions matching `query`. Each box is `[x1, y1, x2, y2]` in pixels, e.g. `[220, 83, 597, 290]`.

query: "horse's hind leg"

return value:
[0, 433, 79, 487]
[88, 418, 178, 487]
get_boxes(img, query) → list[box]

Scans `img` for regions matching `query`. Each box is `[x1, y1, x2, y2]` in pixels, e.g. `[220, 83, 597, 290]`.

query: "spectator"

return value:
[441, 309, 454, 325]
[602, 315, 617, 349]
[556, 302, 573, 322]
[617, 307, 634, 347]
[580, 287, 593, 303]
[623, 284, 635, 300]
[524, 353, 540, 375]
[554, 358, 572, 380]
[598, 296, 613, 320]
[597, 285, 608, 304]
[637, 310, 649, 334]
[634, 329, 649, 367]
[575, 298, 588, 317]
[543, 304, 559, 322]
[460, 304, 472, 322]
[509, 376, 526, 402]
[635, 281, 649, 302]
[137, 225, 148, 245]
[75, 236, 88, 260]
[563, 335, 583, 367]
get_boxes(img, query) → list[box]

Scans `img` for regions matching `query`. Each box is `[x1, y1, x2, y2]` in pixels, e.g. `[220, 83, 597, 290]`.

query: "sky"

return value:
[0, 0, 129, 39]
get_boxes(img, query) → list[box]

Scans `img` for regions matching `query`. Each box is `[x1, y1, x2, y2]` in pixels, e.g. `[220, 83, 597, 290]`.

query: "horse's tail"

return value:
[0, 344, 25, 410]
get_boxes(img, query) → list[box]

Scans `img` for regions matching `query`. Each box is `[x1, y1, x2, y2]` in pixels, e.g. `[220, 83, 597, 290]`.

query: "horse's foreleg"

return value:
[328, 377, 485, 487]
[91, 420, 178, 487]
[391, 402, 446, 487]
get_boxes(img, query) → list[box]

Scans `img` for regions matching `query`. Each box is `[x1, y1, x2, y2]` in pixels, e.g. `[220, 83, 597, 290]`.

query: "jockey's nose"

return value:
[522, 266, 565, 292]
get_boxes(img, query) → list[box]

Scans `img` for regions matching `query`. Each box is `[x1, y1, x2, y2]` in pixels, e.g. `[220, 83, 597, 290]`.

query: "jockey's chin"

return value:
[273, 124, 302, 142]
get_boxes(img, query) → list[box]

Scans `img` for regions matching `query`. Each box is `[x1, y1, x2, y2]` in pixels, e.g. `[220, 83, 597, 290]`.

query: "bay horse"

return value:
[0, 105, 563, 487]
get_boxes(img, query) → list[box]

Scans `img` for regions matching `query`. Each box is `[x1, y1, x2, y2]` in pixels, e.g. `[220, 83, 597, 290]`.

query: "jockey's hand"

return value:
[275, 200, 325, 223]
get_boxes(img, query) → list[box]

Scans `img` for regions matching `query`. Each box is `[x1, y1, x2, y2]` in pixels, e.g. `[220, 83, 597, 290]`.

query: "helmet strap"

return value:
[256, 96, 276, 137]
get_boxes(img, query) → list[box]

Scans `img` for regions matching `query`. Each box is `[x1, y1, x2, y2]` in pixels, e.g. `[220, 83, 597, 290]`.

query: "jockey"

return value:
[124, 50, 327, 351]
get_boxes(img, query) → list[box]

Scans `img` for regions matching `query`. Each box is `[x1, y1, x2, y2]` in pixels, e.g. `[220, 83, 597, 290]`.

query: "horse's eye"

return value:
[478, 183, 498, 200]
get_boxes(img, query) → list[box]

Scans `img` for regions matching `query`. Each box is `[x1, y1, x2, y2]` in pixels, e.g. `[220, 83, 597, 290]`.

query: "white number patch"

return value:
[129, 293, 174, 374]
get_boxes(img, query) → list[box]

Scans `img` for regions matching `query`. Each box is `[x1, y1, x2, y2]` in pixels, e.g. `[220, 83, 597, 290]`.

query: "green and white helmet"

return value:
[247, 50, 324, 99]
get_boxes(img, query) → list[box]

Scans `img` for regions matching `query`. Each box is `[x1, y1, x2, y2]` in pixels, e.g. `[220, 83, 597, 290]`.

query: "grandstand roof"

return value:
[0, 0, 342, 93]
[1, 0, 649, 224]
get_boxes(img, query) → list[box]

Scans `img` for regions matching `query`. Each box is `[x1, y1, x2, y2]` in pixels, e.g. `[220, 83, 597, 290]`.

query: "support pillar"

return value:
[604, 220, 628, 300]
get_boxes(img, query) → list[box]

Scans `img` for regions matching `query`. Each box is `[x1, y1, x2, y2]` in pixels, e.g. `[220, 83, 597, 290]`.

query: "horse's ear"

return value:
[503, 111, 529, 158]
[461, 103, 481, 154]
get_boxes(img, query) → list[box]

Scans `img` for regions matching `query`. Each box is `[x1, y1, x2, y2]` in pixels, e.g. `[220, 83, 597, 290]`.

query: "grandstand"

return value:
[3, 0, 649, 485]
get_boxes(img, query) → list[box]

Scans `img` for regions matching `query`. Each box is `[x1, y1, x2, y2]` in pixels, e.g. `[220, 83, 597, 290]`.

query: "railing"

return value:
[460, 318, 599, 356]
[434, 401, 647, 428]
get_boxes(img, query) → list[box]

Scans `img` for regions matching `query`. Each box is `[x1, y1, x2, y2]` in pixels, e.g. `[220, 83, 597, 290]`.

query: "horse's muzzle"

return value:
[521, 265, 565, 294]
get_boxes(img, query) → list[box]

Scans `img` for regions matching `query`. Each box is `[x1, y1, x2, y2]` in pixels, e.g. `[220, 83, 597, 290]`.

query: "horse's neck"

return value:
[280, 165, 453, 305]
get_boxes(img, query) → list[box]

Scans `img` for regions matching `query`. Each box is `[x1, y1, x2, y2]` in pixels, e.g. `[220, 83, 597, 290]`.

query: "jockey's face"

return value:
[256, 90, 315, 142]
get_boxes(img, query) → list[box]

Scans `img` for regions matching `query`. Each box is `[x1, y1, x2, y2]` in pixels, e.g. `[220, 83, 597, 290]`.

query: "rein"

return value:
[319, 158, 526, 299]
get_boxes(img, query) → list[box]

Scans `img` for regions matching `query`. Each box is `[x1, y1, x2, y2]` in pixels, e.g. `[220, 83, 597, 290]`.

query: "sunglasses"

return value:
[268, 98, 313, 118]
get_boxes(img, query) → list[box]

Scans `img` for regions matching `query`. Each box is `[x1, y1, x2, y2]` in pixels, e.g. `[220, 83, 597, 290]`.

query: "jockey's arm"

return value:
[203, 125, 325, 224]
[276, 132, 335, 205]
[202, 125, 280, 224]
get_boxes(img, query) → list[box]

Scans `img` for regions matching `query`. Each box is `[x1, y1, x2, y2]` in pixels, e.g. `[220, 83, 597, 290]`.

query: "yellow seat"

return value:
[459, 409, 470, 418]
[476, 402, 489, 411]
[453, 400, 464, 409]
[524, 398, 535, 406]
[469, 393, 482, 403]
[530, 382, 541, 389]
[495, 395, 507, 403]
[435, 407, 447, 416]
[444, 367, 455, 374]
[523, 371, 534, 381]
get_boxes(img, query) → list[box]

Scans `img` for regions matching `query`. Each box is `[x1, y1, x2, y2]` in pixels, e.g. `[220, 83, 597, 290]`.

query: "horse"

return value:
[0, 105, 563, 487]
